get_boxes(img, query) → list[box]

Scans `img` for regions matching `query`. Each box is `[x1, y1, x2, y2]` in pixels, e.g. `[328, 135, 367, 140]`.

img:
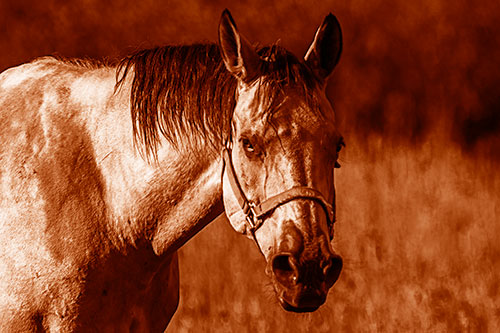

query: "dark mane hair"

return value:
[116, 44, 235, 158]
[115, 43, 320, 158]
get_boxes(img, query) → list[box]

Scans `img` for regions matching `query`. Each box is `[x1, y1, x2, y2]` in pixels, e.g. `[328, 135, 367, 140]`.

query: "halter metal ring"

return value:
[245, 203, 262, 233]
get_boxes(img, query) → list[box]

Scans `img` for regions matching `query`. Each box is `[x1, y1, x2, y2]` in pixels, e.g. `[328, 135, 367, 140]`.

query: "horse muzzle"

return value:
[269, 251, 343, 312]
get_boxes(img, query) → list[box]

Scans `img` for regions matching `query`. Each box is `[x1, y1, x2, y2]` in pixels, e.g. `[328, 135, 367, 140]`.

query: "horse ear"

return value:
[218, 9, 261, 83]
[304, 13, 342, 81]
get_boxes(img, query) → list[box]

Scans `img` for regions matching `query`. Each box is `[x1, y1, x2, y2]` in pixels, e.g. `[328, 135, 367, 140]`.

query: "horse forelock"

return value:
[113, 43, 322, 160]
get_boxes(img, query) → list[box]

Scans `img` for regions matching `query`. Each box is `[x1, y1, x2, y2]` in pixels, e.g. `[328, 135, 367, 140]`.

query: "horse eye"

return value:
[242, 138, 255, 153]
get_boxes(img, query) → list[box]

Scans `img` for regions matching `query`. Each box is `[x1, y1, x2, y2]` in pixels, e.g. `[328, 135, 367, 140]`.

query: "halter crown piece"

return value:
[222, 142, 336, 243]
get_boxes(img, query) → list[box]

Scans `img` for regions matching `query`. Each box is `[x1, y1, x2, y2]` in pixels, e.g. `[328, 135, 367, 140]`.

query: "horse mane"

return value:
[116, 44, 236, 158]
[112, 43, 321, 158]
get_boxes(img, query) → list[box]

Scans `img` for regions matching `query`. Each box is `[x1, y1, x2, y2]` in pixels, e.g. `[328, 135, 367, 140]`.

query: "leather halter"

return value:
[222, 146, 336, 240]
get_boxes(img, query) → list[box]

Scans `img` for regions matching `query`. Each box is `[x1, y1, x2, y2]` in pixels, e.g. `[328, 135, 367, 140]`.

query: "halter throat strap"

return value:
[222, 147, 335, 237]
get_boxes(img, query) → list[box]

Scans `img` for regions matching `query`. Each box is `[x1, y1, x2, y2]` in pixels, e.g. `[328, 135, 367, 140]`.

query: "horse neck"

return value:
[147, 146, 225, 255]
[94, 80, 225, 256]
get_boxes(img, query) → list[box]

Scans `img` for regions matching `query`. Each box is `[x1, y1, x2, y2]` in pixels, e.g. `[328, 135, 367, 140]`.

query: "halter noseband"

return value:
[222, 146, 336, 241]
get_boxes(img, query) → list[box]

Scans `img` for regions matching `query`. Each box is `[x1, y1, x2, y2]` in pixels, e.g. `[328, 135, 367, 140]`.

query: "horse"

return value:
[0, 9, 344, 331]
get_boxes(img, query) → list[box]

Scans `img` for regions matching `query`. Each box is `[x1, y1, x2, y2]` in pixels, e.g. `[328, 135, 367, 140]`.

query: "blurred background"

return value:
[1, 0, 499, 331]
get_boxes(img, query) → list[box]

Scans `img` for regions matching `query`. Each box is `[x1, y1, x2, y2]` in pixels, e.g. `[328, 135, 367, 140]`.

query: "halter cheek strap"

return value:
[222, 147, 335, 239]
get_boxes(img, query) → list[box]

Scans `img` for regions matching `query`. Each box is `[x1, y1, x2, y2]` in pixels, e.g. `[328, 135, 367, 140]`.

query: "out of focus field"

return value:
[1, 0, 499, 331]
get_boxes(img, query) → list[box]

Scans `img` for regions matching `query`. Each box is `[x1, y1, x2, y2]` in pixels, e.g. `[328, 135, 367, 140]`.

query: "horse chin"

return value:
[278, 297, 322, 313]
[275, 287, 327, 313]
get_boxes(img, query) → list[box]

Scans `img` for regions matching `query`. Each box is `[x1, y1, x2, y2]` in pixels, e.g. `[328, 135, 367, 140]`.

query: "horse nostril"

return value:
[272, 254, 298, 287]
[324, 255, 343, 287]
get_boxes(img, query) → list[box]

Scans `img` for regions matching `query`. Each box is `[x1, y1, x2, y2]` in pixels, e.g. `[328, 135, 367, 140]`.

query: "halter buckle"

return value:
[245, 203, 261, 234]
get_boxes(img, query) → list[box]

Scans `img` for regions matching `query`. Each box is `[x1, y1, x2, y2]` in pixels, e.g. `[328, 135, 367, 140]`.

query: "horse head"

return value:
[219, 10, 344, 312]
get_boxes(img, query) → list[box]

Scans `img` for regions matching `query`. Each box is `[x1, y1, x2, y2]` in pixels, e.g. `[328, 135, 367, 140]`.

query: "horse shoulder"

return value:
[0, 58, 181, 330]
[0, 59, 120, 328]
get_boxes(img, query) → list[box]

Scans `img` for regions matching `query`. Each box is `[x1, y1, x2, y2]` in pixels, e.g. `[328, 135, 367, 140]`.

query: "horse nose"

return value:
[272, 253, 299, 288]
[323, 254, 343, 287]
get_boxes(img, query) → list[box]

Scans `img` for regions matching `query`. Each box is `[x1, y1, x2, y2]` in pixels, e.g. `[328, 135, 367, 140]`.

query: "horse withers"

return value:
[0, 9, 344, 331]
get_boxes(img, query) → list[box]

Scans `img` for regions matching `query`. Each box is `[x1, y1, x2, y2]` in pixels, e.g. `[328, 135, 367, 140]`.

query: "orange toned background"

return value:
[2, 0, 499, 331]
